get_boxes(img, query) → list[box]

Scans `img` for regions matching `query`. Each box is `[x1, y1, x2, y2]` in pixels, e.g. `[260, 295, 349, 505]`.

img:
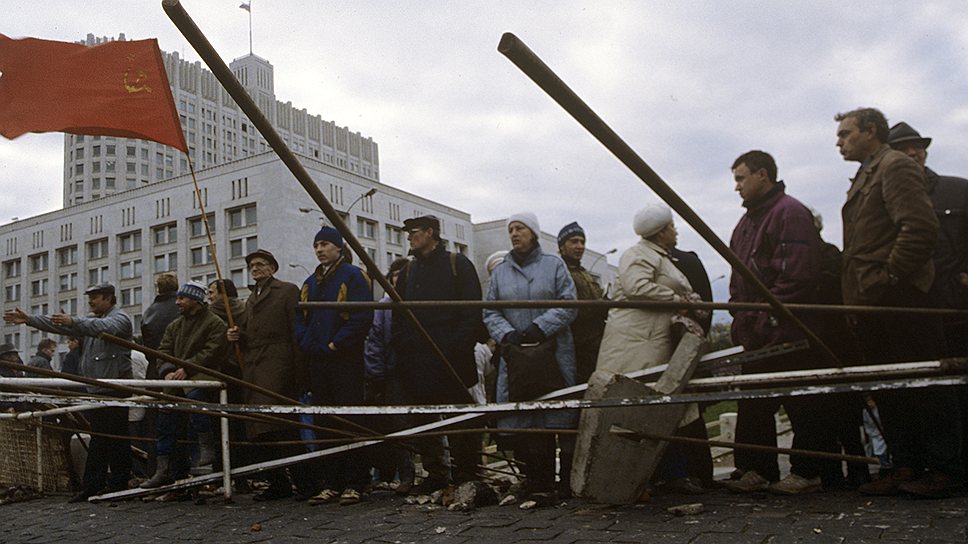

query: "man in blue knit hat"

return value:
[295, 226, 374, 506]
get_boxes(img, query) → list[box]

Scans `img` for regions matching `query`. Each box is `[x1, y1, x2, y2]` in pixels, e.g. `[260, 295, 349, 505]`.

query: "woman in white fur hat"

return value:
[594, 203, 708, 492]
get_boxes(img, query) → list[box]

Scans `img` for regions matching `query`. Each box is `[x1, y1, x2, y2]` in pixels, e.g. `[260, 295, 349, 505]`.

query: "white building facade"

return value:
[3, 152, 473, 362]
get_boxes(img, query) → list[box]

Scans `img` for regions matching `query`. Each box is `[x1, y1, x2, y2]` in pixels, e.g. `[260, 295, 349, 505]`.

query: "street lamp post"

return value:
[299, 188, 377, 225]
[588, 248, 617, 272]
[288, 263, 310, 276]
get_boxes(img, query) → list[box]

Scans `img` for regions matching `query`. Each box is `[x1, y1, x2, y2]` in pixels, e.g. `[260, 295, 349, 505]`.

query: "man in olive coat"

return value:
[836, 107, 960, 498]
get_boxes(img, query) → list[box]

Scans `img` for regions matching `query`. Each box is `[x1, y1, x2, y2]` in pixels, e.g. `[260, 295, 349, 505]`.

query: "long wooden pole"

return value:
[496, 33, 841, 367]
[161, 0, 473, 403]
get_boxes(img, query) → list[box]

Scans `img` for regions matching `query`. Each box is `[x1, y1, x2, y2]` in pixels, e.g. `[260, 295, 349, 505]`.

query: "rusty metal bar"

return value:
[297, 298, 968, 317]
[496, 32, 841, 366]
[161, 0, 473, 403]
[11, 367, 965, 417]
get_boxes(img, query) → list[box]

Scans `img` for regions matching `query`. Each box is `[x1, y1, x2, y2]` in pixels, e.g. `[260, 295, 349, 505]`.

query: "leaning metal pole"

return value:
[161, 0, 473, 403]
[496, 33, 840, 366]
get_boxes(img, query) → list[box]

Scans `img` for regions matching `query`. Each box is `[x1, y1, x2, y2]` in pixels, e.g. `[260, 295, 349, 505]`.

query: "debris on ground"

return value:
[666, 503, 704, 516]
[0, 485, 43, 505]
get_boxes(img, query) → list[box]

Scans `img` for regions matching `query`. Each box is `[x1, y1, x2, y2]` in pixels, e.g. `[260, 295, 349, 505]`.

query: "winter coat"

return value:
[596, 238, 700, 424]
[294, 260, 373, 356]
[210, 296, 247, 369]
[141, 292, 179, 378]
[237, 276, 303, 437]
[565, 260, 608, 383]
[364, 295, 394, 382]
[842, 145, 939, 305]
[27, 352, 52, 373]
[392, 244, 484, 402]
[671, 248, 713, 334]
[729, 182, 822, 349]
[597, 238, 694, 375]
[28, 305, 133, 394]
[156, 307, 228, 389]
[484, 246, 578, 430]
[925, 168, 968, 309]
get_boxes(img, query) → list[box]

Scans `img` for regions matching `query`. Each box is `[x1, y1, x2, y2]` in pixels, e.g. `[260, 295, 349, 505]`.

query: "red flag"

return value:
[0, 35, 187, 152]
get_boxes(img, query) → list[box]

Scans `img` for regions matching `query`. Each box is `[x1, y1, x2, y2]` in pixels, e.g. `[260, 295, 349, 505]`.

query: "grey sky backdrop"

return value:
[3, 1, 968, 309]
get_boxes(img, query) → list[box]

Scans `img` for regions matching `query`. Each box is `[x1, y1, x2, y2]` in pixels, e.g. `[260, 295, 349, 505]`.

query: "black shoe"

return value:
[68, 489, 97, 503]
[253, 486, 293, 501]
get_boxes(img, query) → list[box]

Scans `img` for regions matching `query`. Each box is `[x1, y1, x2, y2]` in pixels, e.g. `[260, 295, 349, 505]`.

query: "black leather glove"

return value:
[502, 330, 523, 346]
[522, 323, 547, 344]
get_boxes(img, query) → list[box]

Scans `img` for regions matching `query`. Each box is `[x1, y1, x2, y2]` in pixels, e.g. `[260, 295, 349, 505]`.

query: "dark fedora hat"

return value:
[888, 122, 931, 149]
[0, 343, 18, 356]
[402, 215, 440, 233]
[244, 249, 279, 271]
[84, 282, 116, 296]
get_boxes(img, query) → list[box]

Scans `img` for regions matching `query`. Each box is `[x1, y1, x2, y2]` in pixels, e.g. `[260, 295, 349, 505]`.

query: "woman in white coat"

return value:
[595, 203, 707, 492]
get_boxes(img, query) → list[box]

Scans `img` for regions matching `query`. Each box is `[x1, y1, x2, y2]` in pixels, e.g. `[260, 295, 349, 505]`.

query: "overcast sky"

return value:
[3, 1, 968, 308]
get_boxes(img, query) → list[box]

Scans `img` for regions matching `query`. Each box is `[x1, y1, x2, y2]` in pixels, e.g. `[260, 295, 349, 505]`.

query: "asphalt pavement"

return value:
[3, 485, 968, 543]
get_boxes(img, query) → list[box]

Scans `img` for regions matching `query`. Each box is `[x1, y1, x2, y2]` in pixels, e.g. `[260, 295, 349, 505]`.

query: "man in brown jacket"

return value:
[227, 249, 314, 500]
[835, 107, 960, 498]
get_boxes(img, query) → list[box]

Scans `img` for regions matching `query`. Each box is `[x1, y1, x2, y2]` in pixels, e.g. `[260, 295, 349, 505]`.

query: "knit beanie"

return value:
[314, 226, 344, 248]
[176, 281, 208, 303]
[557, 221, 585, 247]
[633, 204, 673, 239]
[507, 212, 540, 238]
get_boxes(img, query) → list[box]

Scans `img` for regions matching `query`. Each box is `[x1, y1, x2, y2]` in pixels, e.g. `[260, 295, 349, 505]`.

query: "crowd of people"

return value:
[1, 107, 966, 506]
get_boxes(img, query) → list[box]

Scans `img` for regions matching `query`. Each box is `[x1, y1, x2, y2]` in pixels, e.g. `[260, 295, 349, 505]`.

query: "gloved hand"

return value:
[521, 323, 547, 344]
[502, 330, 523, 346]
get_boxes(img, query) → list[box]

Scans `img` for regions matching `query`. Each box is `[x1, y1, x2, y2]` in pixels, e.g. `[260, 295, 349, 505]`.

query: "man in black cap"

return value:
[0, 344, 25, 412]
[391, 214, 485, 493]
[888, 121, 968, 356]
[556, 222, 607, 385]
[4, 283, 134, 502]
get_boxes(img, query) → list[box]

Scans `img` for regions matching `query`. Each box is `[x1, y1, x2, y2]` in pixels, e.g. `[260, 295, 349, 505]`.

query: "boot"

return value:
[193, 432, 217, 469]
[140, 455, 175, 489]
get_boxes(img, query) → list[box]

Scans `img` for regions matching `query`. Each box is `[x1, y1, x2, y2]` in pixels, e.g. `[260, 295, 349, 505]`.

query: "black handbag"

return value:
[503, 338, 564, 401]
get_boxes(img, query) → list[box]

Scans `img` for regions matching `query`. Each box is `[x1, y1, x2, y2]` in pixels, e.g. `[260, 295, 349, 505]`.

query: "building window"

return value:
[60, 298, 78, 315]
[3, 260, 20, 279]
[5, 284, 20, 302]
[230, 236, 259, 258]
[120, 287, 142, 306]
[230, 268, 250, 288]
[228, 205, 257, 229]
[28, 252, 49, 273]
[58, 272, 77, 291]
[3, 332, 21, 346]
[454, 242, 468, 255]
[153, 223, 178, 245]
[357, 218, 377, 239]
[153, 252, 178, 273]
[88, 265, 109, 285]
[57, 246, 78, 267]
[105, 177, 116, 189]
[190, 246, 214, 265]
[118, 231, 142, 253]
[385, 225, 404, 246]
[87, 238, 108, 260]
[106, 145, 115, 156]
[385, 251, 404, 269]
[120, 259, 143, 279]
[188, 214, 215, 238]
[29, 303, 49, 315]
[191, 272, 217, 286]
[30, 278, 48, 297]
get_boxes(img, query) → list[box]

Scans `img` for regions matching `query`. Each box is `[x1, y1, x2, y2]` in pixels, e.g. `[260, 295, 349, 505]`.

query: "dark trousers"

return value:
[854, 284, 963, 477]
[368, 379, 415, 484]
[734, 351, 840, 481]
[83, 406, 132, 492]
[309, 353, 369, 492]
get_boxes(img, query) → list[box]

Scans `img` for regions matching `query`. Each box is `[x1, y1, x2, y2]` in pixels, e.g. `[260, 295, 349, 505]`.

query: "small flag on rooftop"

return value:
[239, 2, 251, 12]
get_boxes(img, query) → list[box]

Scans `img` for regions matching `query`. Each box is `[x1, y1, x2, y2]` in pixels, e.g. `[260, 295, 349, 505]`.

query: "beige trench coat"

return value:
[595, 238, 699, 423]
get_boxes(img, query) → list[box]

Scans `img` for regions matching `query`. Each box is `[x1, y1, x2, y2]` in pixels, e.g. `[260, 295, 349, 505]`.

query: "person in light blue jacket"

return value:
[484, 212, 577, 498]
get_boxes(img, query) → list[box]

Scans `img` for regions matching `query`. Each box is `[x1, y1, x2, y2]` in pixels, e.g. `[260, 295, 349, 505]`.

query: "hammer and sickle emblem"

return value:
[122, 54, 152, 94]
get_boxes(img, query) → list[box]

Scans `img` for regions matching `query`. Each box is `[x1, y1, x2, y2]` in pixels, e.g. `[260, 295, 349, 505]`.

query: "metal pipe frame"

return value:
[296, 298, 968, 318]
[161, 0, 474, 403]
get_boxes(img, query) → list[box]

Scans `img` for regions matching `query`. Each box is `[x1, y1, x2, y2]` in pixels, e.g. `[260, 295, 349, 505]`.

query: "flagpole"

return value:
[248, 1, 252, 55]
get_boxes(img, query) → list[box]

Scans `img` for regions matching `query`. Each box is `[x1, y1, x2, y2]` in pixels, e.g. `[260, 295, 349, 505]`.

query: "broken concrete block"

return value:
[571, 333, 705, 504]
